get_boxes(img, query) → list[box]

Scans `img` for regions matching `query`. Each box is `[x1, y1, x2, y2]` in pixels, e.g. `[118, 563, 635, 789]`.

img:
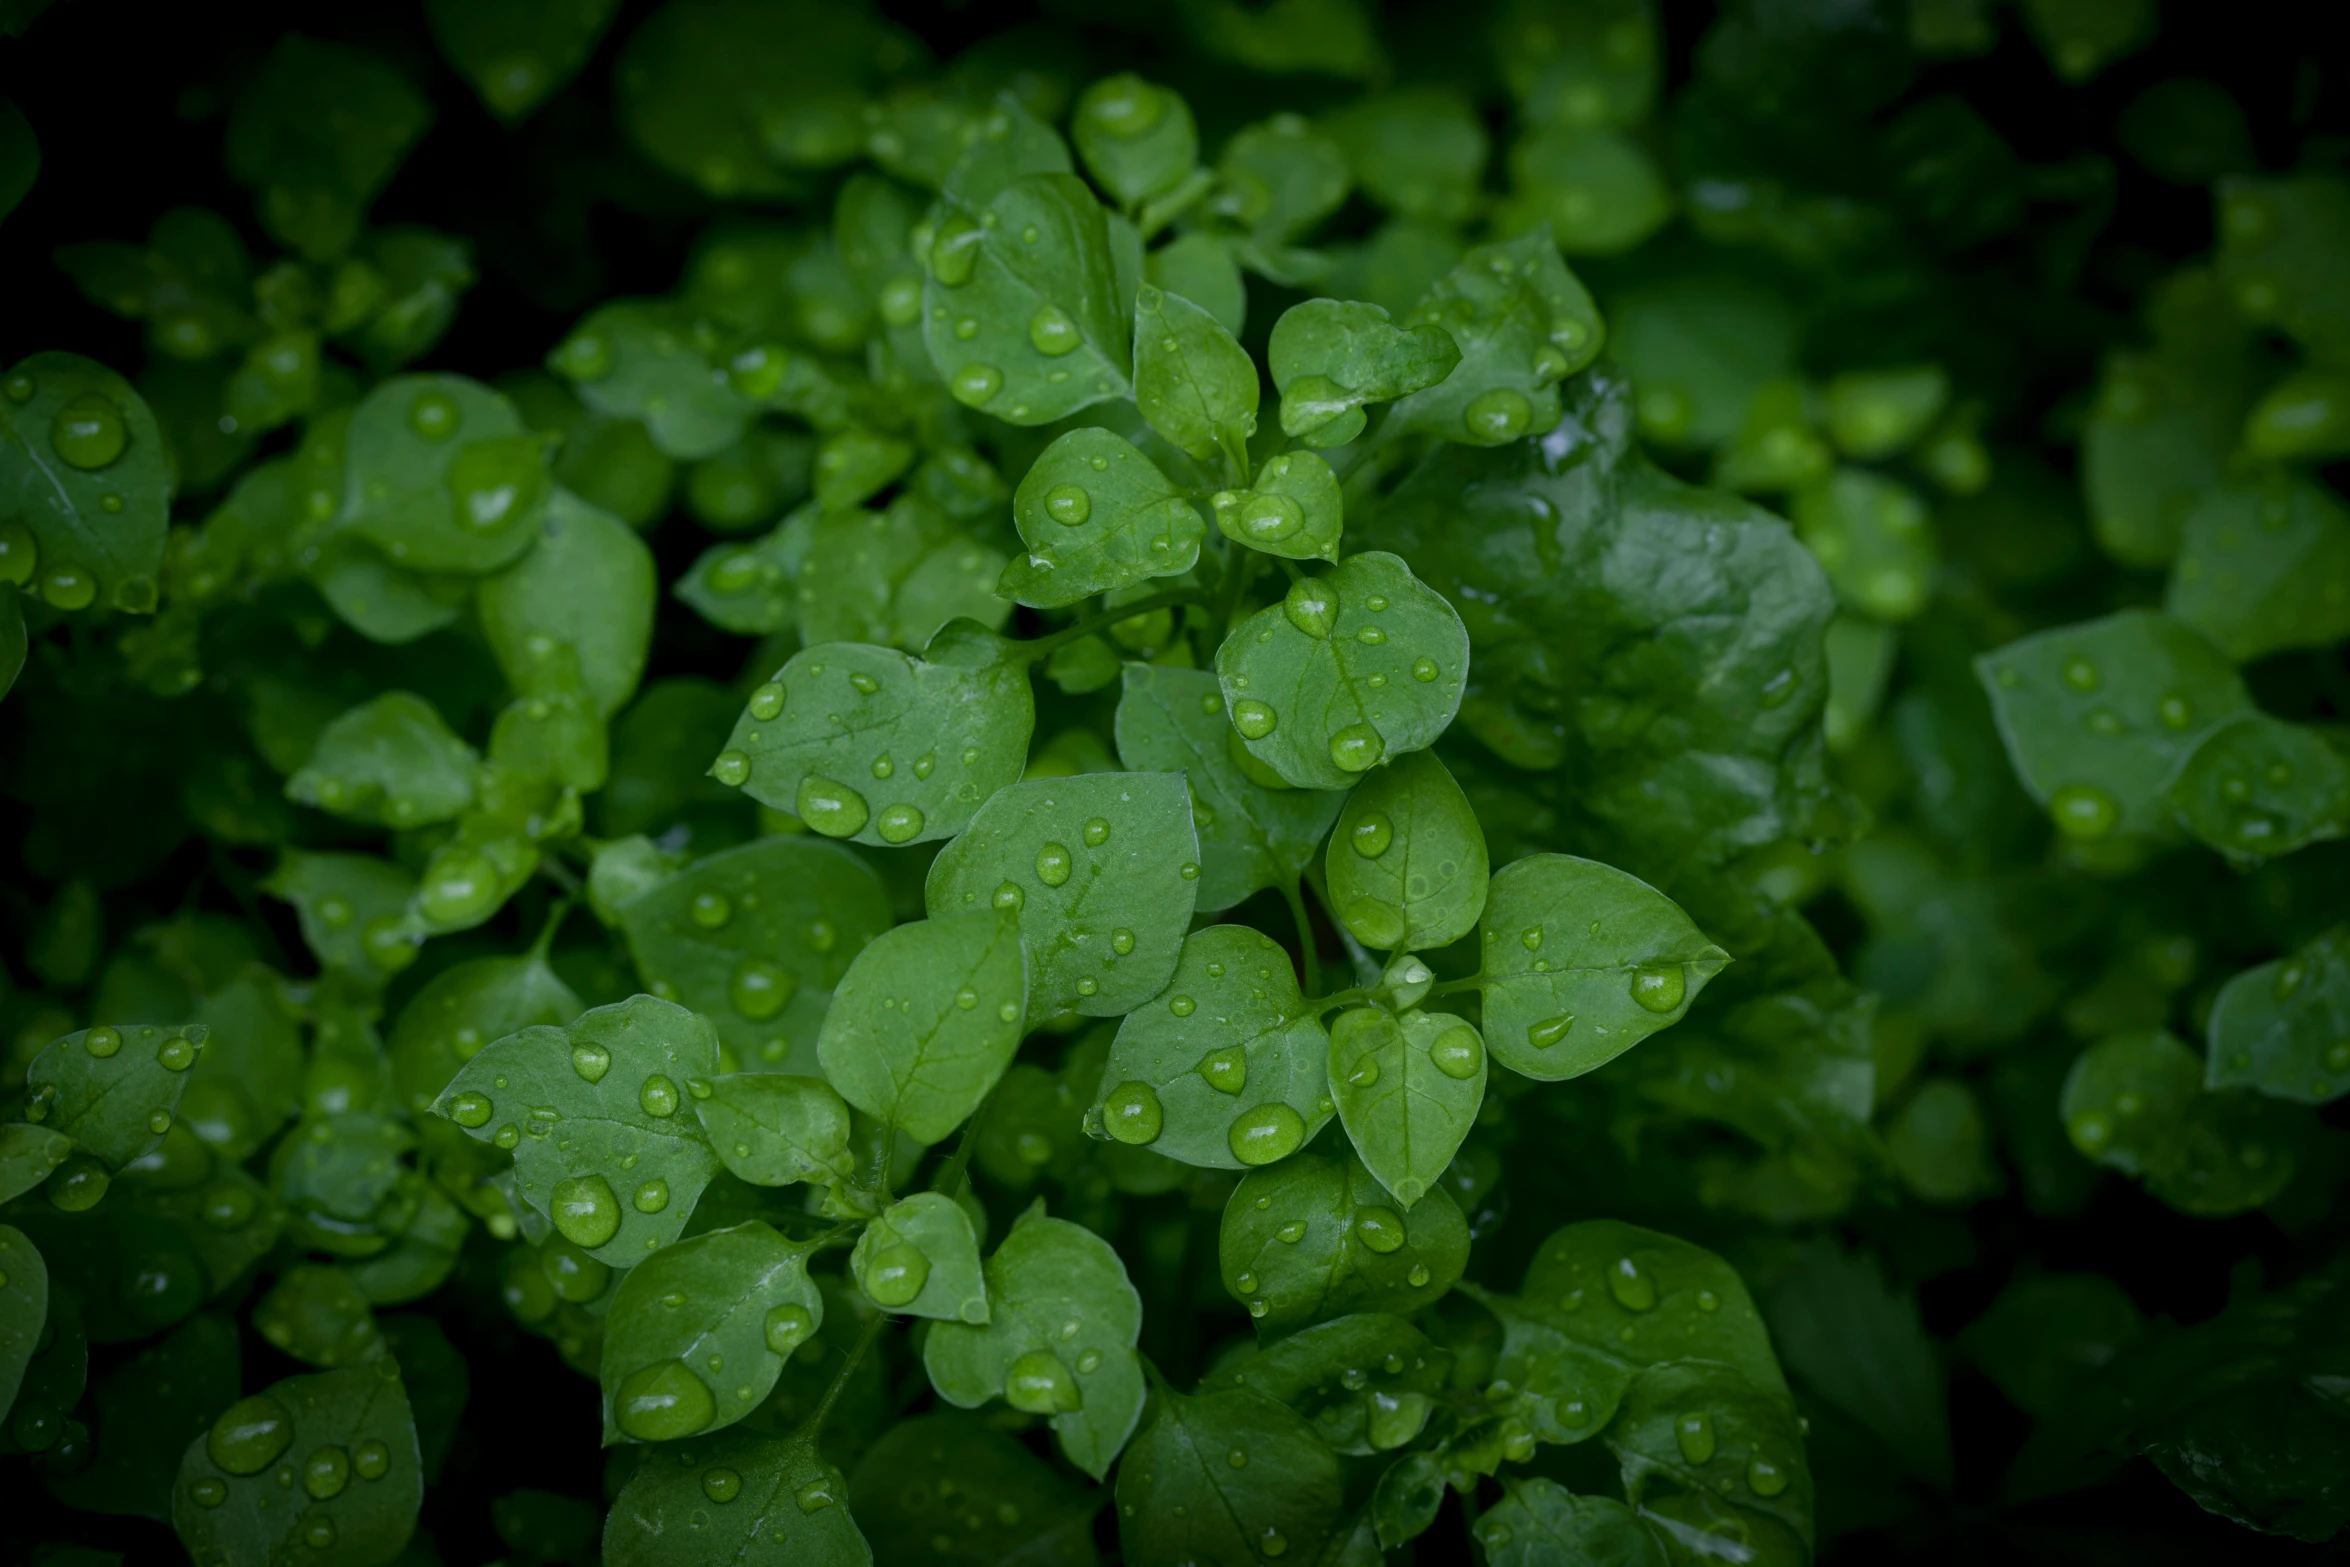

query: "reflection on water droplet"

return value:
[864, 1241, 931, 1306]
[1464, 387, 1533, 441]
[950, 363, 1004, 407]
[992, 880, 1025, 911]
[408, 391, 462, 441]
[449, 1091, 493, 1127]
[797, 775, 871, 838]
[571, 1044, 611, 1084]
[641, 1075, 681, 1118]
[1229, 1102, 1307, 1165]
[1676, 1410, 1717, 1464]
[1329, 723, 1383, 773]
[703, 1467, 742, 1503]
[1747, 1456, 1789, 1496]
[1005, 1349, 1083, 1413]
[2049, 781, 2120, 841]
[1353, 1205, 1405, 1253]
[1035, 842, 1073, 887]
[1350, 811, 1394, 858]
[1199, 1046, 1249, 1094]
[615, 1358, 716, 1441]
[875, 802, 926, 843]
[1232, 700, 1278, 739]
[1029, 305, 1082, 356]
[1630, 964, 1686, 1013]
[1102, 1081, 1163, 1145]
[1430, 1026, 1482, 1079]
[1044, 483, 1091, 526]
[1607, 1255, 1658, 1311]
[551, 1174, 621, 1248]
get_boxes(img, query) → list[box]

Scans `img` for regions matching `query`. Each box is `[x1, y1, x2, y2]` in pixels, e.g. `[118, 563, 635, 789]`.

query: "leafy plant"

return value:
[3, 2, 2347, 1564]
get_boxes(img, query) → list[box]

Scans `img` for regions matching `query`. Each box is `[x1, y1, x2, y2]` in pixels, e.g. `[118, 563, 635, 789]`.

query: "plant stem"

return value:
[536, 855, 585, 901]
[1017, 586, 1207, 664]
[1308, 985, 1374, 1016]
[1426, 974, 1484, 998]
[529, 896, 575, 959]
[1285, 877, 1323, 1000]
[1220, 549, 1261, 643]
[804, 1305, 891, 1441]
[929, 1085, 997, 1198]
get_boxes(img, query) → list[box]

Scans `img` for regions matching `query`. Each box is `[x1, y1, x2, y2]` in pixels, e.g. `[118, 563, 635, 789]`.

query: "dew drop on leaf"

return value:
[1198, 1045, 1248, 1094]
[1350, 812, 1394, 858]
[1035, 842, 1073, 887]
[1102, 1080, 1163, 1144]
[640, 1074, 680, 1118]
[1630, 964, 1687, 1014]
[796, 775, 870, 838]
[614, 1358, 716, 1441]
[1232, 700, 1278, 739]
[1004, 1349, 1082, 1413]
[551, 1174, 622, 1248]
[1328, 723, 1384, 773]
[1606, 1255, 1658, 1311]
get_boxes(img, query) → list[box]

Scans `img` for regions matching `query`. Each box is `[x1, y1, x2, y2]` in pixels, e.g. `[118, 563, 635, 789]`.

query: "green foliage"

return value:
[7, 6, 2348, 1562]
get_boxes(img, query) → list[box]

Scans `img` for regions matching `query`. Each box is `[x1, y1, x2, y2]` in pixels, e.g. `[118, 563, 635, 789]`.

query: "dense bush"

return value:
[3, 1, 2347, 1562]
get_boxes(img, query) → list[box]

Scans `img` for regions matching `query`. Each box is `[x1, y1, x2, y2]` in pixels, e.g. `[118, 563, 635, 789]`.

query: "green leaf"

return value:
[477, 487, 654, 718]
[1112, 664, 1345, 913]
[340, 374, 551, 575]
[1325, 749, 1488, 953]
[1144, 233, 1245, 337]
[172, 1363, 423, 1567]
[0, 1223, 45, 1420]
[848, 1411, 1105, 1567]
[0, 1122, 75, 1204]
[1474, 1480, 1666, 1567]
[1132, 284, 1259, 464]
[2163, 713, 2350, 863]
[1267, 299, 1459, 444]
[603, 1427, 868, 1566]
[425, 0, 621, 122]
[2206, 925, 2350, 1104]
[924, 173, 1131, 425]
[1478, 854, 1728, 1082]
[817, 911, 1027, 1146]
[1208, 449, 1345, 563]
[1976, 609, 2253, 843]
[922, 1206, 1146, 1479]
[224, 36, 433, 259]
[26, 1024, 208, 1169]
[1329, 1007, 1485, 1208]
[1884, 1076, 2005, 1205]
[262, 852, 415, 983]
[552, 300, 754, 461]
[1501, 126, 1672, 256]
[1209, 116, 1351, 266]
[252, 1264, 384, 1369]
[43, 1310, 240, 1522]
[2060, 1030, 2296, 1215]
[1086, 924, 1333, 1169]
[1758, 1242, 1953, 1488]
[0, 351, 172, 614]
[1219, 1149, 1468, 1333]
[1321, 87, 1488, 226]
[618, 835, 892, 1071]
[693, 1074, 855, 1186]
[1384, 234, 1602, 445]
[431, 996, 724, 1265]
[1114, 1384, 1344, 1567]
[599, 1220, 821, 1443]
[1607, 1360, 1813, 1566]
[1205, 1311, 1452, 1456]
[1073, 75, 1199, 209]
[285, 692, 479, 829]
[850, 1191, 987, 1321]
[2166, 476, 2350, 662]
[2215, 175, 2350, 368]
[924, 772, 1201, 1021]
[715, 640, 1034, 847]
[998, 427, 1206, 608]
[1791, 468, 1939, 623]
[1959, 1272, 2146, 1423]
[1215, 551, 1469, 792]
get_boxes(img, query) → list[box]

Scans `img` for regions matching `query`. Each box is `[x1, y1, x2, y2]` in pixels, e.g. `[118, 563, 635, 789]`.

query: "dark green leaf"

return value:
[1607, 1360, 1813, 1566]
[600, 1220, 821, 1442]
[1475, 1479, 1666, 1567]
[1326, 749, 1487, 953]
[848, 1411, 1103, 1567]
[286, 692, 479, 829]
[224, 36, 433, 259]
[816, 911, 1027, 1145]
[602, 1427, 868, 1566]
[340, 374, 551, 575]
[998, 427, 1205, 608]
[426, 0, 620, 121]
[1329, 1007, 1485, 1208]
[1205, 1312, 1452, 1456]
[2206, 925, 2350, 1104]
[1115, 1385, 1343, 1567]
[1133, 283, 1258, 464]
[0, 351, 172, 613]
[2164, 713, 2350, 863]
[1267, 298, 1459, 444]
[0, 1223, 45, 1420]
[1384, 235, 1603, 444]
[477, 488, 655, 719]
[1220, 1149, 1468, 1333]
[26, 1024, 207, 1169]
[2060, 1030, 2297, 1215]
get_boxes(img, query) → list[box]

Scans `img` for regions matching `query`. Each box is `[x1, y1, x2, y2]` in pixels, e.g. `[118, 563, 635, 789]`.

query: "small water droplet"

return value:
[1328, 723, 1384, 773]
[1350, 811, 1394, 858]
[1607, 1255, 1658, 1311]
[1527, 1014, 1574, 1049]
[950, 363, 1004, 407]
[1199, 1046, 1249, 1094]
[1232, 699, 1278, 739]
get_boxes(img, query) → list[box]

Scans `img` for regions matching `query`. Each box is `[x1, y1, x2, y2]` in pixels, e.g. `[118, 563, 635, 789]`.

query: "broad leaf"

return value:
[849, 1191, 987, 1321]
[477, 488, 655, 718]
[1209, 448, 1344, 563]
[2164, 712, 2350, 864]
[1219, 1149, 1469, 1333]
[0, 1224, 44, 1420]
[1204, 1312, 1453, 1456]
[341, 374, 551, 575]
[603, 1428, 868, 1567]
[551, 299, 753, 460]
[26, 1024, 208, 1168]
[1475, 1480, 1665, 1567]
[2167, 476, 2350, 662]
[425, 0, 621, 122]
[1268, 298, 1459, 443]
[2061, 1030, 2296, 1215]
[1132, 283, 1258, 464]
[816, 911, 1027, 1146]
[2206, 926, 2350, 1105]
[848, 1411, 1104, 1567]
[387, 953, 583, 1118]
[1607, 1360, 1813, 1567]
[1115, 1385, 1343, 1567]
[998, 426, 1205, 608]
[0, 351, 171, 613]
[1384, 234, 1603, 445]
[1325, 748, 1488, 953]
[0, 1122, 75, 1204]
[1329, 1007, 1485, 1208]
[599, 1220, 822, 1443]
[693, 1074, 855, 1185]
[286, 692, 479, 829]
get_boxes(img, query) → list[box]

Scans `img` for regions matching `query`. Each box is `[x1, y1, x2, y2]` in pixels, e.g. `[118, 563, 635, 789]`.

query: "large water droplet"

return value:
[449, 1091, 493, 1127]
[50, 392, 128, 470]
[711, 750, 752, 787]
[1232, 700, 1278, 740]
[408, 391, 462, 441]
[1747, 1455, 1789, 1496]
[930, 215, 982, 286]
[1464, 387, 1533, 441]
[1240, 491, 1305, 544]
[2062, 656, 2100, 692]
[1228, 1102, 1307, 1165]
[797, 775, 871, 838]
[1005, 1348, 1084, 1414]
[550, 1174, 621, 1249]
[1199, 1046, 1249, 1094]
[1675, 1410, 1718, 1465]
[615, 1358, 716, 1441]
[1630, 963, 1686, 1013]
[1102, 1080, 1163, 1144]
[950, 363, 1004, 407]
[1353, 1205, 1406, 1253]
[641, 1075, 681, 1118]
[1028, 306, 1081, 356]
[876, 803, 926, 843]
[864, 1241, 932, 1307]
[1430, 1026, 1483, 1080]
[764, 1302, 815, 1356]
[2049, 781, 2120, 841]
[571, 1044, 611, 1084]
[303, 1444, 351, 1500]
[1350, 811, 1394, 858]
[634, 1178, 670, 1213]
[1329, 723, 1384, 773]
[1606, 1255, 1658, 1311]
[703, 1467, 742, 1503]
[992, 881, 1026, 911]
[1035, 842, 1073, 887]
[207, 1395, 294, 1475]
[1044, 483, 1091, 526]
[1528, 1014, 1575, 1049]
[690, 891, 733, 930]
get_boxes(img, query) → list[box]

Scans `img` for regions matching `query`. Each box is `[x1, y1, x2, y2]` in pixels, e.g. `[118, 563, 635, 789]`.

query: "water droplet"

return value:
[634, 1178, 670, 1212]
[1697, 1289, 1721, 1312]
[449, 1091, 493, 1127]
[1261, 1527, 1290, 1557]
[1005, 1349, 1083, 1414]
[304, 1514, 339, 1550]
[1353, 1205, 1406, 1253]
[190, 1477, 227, 1508]
[711, 750, 752, 788]
[1345, 1055, 1381, 1088]
[1228, 1102, 1307, 1165]
[85, 1026, 121, 1058]
[1329, 723, 1384, 773]
[304, 1444, 351, 1500]
[1239, 490, 1305, 544]
[1199, 1046, 1249, 1094]
[748, 681, 786, 721]
[1231, 699, 1278, 740]
[875, 802, 926, 843]
[2049, 781, 2120, 841]
[2158, 692, 2193, 731]
[797, 775, 871, 838]
[691, 891, 733, 929]
[930, 215, 982, 285]
[408, 391, 462, 441]
[1464, 387, 1533, 441]
[1676, 1410, 1717, 1464]
[1747, 1455, 1789, 1496]
[1606, 1255, 1658, 1311]
[641, 1074, 681, 1118]
[864, 1241, 932, 1306]
[992, 880, 1025, 911]
[561, 1040, 611, 1087]
[551, 1174, 621, 1248]
[615, 1358, 716, 1441]
[1430, 1026, 1483, 1079]
[1407, 1262, 1432, 1287]
[764, 1302, 815, 1357]
[1276, 1221, 1307, 1243]
[207, 1394, 294, 1475]
[1528, 1014, 1575, 1049]
[1035, 842, 1073, 887]
[702, 1467, 742, 1503]
[1345, 898, 1408, 951]
[1350, 811, 1394, 858]
[50, 392, 127, 469]
[1102, 1081, 1164, 1144]
[2062, 656, 2100, 691]
[1044, 483, 1091, 526]
[950, 363, 1004, 407]
[1630, 963, 1687, 1013]
[848, 671, 880, 695]
[1028, 306, 1082, 356]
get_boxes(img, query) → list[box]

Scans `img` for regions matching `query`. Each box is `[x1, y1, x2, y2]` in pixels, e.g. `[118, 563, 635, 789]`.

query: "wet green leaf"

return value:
[253, 1264, 383, 1369]
[286, 692, 479, 829]
[924, 772, 1200, 1021]
[1326, 749, 1487, 953]
[1208, 448, 1344, 563]
[431, 996, 724, 1265]
[1474, 1479, 1665, 1567]
[1133, 283, 1258, 464]
[0, 351, 172, 614]
[552, 300, 753, 461]
[693, 1073, 854, 1187]
[850, 1191, 986, 1321]
[27, 1024, 208, 1169]
[2164, 713, 2350, 864]
[603, 1427, 868, 1566]
[1385, 235, 1601, 444]
[340, 374, 551, 575]
[2205, 926, 2350, 1105]
[1, 1122, 75, 1204]
[224, 36, 432, 259]
[426, 0, 621, 122]
[848, 1411, 1103, 1567]
[1329, 1008, 1486, 1208]
[477, 488, 654, 718]
[817, 911, 1027, 1146]
[2166, 476, 2350, 663]
[1959, 1272, 2145, 1423]
[1115, 1384, 1343, 1567]
[0, 1223, 44, 1420]
[261, 852, 415, 983]
[1220, 1149, 1468, 1333]
[1204, 1312, 1451, 1457]
[1760, 1242, 1952, 1488]
[1073, 75, 1199, 209]
[1607, 1359, 1813, 1566]
[44, 1310, 239, 1521]
[1501, 126, 1671, 256]
[2215, 175, 2350, 368]
[1144, 233, 1245, 337]
[599, 1220, 822, 1443]
[2060, 1030, 2297, 1215]
[1267, 298, 1458, 445]
[1208, 116, 1350, 278]
[998, 427, 1205, 608]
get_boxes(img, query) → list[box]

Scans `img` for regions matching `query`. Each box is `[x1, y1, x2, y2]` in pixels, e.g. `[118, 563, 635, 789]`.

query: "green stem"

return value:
[929, 1085, 997, 1199]
[529, 897, 575, 959]
[1426, 973, 1484, 998]
[1285, 878, 1323, 1000]
[1017, 587, 1207, 664]
[1308, 985, 1375, 1017]
[803, 1305, 891, 1441]
[536, 855, 585, 901]
[1219, 549, 1261, 643]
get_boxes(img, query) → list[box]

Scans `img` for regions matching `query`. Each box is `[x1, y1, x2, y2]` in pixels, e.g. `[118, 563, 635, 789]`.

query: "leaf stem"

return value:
[1308, 985, 1374, 1016]
[1016, 586, 1208, 664]
[929, 1084, 997, 1199]
[1426, 974, 1484, 998]
[1219, 548, 1260, 644]
[803, 1305, 891, 1442]
[1285, 878, 1323, 1000]
[536, 855, 585, 901]
[529, 896, 575, 960]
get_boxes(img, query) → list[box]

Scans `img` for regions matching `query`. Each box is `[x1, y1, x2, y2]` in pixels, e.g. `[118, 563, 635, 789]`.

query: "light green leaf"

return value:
[0, 1122, 75, 1204]
[1208, 448, 1344, 563]
[1145, 233, 1245, 337]
[476, 488, 653, 718]
[1267, 299, 1459, 445]
[1975, 609, 2252, 842]
[286, 692, 479, 828]
[816, 911, 1027, 1146]
[603, 1427, 868, 1566]
[924, 173, 1131, 425]
[848, 1411, 1105, 1567]
[2215, 175, 2350, 368]
[224, 36, 433, 259]
[0, 351, 172, 614]
[0, 1223, 45, 1420]
[262, 851, 416, 983]
[1215, 551, 1469, 792]
[1204, 1312, 1451, 1457]
[1475, 1480, 1666, 1567]
[1132, 283, 1259, 464]
[924, 772, 1201, 1021]
[1116, 1385, 1343, 1567]
[1086, 924, 1333, 1170]
[998, 426, 1205, 609]
[618, 835, 892, 1071]
[599, 1220, 821, 1443]
[2061, 1030, 2296, 1215]
[551, 299, 753, 461]
[2206, 926, 2350, 1105]
[1329, 1008, 1485, 1208]
[714, 640, 1034, 847]
[2164, 713, 2350, 863]
[922, 1206, 1146, 1479]
[425, 0, 620, 121]
[792, 496, 1011, 651]
[1325, 749, 1487, 953]
[1608, 1360, 1812, 1566]
[340, 374, 551, 575]
[1073, 75, 1199, 208]
[2167, 476, 2350, 662]
[1384, 234, 1602, 446]
[1321, 87, 1488, 226]
[431, 996, 724, 1265]
[1791, 468, 1938, 623]
[1220, 1149, 1468, 1333]
[172, 1364, 422, 1567]
[850, 1191, 987, 1321]
[1112, 664, 1345, 913]
[692, 1074, 854, 1185]
[941, 94, 1073, 208]
[1469, 1219, 1786, 1447]
[1479, 854, 1728, 1082]
[26, 1024, 207, 1169]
